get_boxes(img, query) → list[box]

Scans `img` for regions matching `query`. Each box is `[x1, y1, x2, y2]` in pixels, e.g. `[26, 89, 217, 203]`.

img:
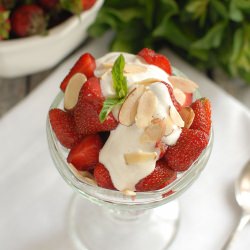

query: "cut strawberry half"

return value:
[161, 81, 181, 111]
[49, 109, 82, 149]
[67, 134, 103, 171]
[190, 98, 211, 136]
[138, 48, 172, 75]
[94, 163, 116, 190]
[60, 53, 96, 92]
[165, 128, 209, 171]
[74, 77, 118, 135]
[135, 159, 177, 192]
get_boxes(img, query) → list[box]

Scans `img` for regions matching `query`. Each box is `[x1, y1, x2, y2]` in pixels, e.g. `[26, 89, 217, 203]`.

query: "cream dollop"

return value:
[97, 52, 182, 191]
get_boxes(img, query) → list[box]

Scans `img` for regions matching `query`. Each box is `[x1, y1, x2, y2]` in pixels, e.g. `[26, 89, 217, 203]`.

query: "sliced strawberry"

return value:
[161, 81, 181, 111]
[138, 48, 172, 75]
[190, 98, 211, 135]
[74, 77, 118, 135]
[11, 4, 46, 37]
[82, 0, 96, 10]
[94, 163, 116, 190]
[165, 128, 209, 171]
[60, 53, 96, 92]
[49, 109, 82, 149]
[136, 159, 177, 192]
[67, 134, 103, 171]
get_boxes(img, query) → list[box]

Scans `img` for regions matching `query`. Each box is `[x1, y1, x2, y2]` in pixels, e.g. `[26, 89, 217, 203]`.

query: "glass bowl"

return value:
[46, 92, 213, 250]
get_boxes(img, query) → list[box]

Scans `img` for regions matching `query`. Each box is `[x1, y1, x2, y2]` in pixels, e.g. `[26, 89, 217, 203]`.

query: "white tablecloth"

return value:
[1, 34, 250, 250]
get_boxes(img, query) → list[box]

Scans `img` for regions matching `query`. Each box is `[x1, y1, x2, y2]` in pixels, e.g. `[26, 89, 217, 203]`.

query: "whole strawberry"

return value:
[190, 98, 211, 135]
[0, 6, 10, 40]
[165, 128, 209, 171]
[11, 4, 47, 37]
[60, 0, 96, 14]
[136, 159, 177, 192]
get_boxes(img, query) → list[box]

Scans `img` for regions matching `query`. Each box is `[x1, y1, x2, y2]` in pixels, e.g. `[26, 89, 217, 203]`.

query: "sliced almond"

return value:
[118, 85, 145, 126]
[141, 118, 166, 143]
[136, 78, 161, 86]
[169, 106, 185, 127]
[64, 73, 87, 110]
[168, 76, 198, 93]
[82, 177, 97, 186]
[124, 151, 157, 165]
[124, 64, 147, 74]
[173, 88, 186, 106]
[135, 90, 157, 128]
[179, 107, 195, 128]
[122, 189, 136, 196]
[165, 116, 174, 136]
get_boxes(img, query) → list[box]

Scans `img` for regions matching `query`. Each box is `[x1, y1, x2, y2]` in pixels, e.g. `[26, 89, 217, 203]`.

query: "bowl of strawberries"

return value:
[47, 48, 213, 250]
[0, 0, 103, 78]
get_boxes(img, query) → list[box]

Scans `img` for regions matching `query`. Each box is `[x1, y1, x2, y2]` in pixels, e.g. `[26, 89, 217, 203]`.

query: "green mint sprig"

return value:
[99, 54, 128, 123]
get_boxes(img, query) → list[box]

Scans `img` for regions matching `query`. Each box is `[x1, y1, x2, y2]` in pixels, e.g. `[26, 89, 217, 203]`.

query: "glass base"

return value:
[67, 194, 180, 250]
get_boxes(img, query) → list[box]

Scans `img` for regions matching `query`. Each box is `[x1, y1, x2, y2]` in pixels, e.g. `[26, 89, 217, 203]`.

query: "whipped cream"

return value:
[97, 52, 183, 191]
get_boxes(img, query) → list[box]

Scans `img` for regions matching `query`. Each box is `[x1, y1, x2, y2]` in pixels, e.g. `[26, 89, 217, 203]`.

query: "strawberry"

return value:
[49, 109, 82, 149]
[165, 128, 209, 171]
[67, 134, 103, 171]
[11, 4, 47, 37]
[94, 163, 116, 190]
[82, 0, 96, 10]
[0, 6, 10, 40]
[161, 81, 181, 111]
[135, 159, 177, 192]
[190, 98, 211, 136]
[39, 0, 59, 10]
[74, 77, 118, 135]
[138, 48, 172, 75]
[60, 53, 96, 92]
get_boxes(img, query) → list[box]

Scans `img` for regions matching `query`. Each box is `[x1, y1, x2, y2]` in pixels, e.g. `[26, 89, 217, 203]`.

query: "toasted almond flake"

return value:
[141, 118, 166, 143]
[136, 78, 161, 86]
[118, 85, 145, 126]
[165, 116, 174, 136]
[135, 90, 157, 128]
[82, 177, 97, 186]
[64, 73, 87, 110]
[124, 151, 157, 165]
[173, 88, 186, 106]
[169, 106, 185, 127]
[168, 76, 198, 93]
[179, 107, 195, 128]
[124, 64, 147, 74]
[122, 189, 136, 196]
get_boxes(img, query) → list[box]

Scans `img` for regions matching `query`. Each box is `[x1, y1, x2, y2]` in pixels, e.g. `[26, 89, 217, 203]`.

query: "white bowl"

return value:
[0, 0, 104, 78]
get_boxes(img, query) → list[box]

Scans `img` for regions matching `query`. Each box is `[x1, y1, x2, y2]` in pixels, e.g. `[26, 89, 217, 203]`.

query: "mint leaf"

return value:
[112, 54, 128, 98]
[99, 98, 124, 123]
[99, 54, 128, 123]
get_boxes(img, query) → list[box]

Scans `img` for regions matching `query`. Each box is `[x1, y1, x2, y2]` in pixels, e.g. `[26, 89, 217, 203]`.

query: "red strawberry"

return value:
[190, 98, 211, 135]
[161, 81, 181, 111]
[49, 109, 82, 149]
[0, 6, 10, 40]
[39, 0, 58, 10]
[94, 163, 116, 190]
[135, 159, 177, 192]
[138, 48, 172, 75]
[165, 128, 209, 171]
[67, 134, 103, 171]
[11, 4, 46, 37]
[74, 77, 118, 135]
[60, 53, 96, 92]
[82, 0, 96, 10]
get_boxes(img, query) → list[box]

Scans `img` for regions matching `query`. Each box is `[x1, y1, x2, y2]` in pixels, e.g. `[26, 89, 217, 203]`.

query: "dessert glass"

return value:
[46, 80, 213, 250]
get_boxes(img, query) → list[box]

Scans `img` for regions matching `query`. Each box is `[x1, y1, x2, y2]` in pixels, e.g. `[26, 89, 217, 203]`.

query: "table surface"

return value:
[0, 39, 250, 118]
